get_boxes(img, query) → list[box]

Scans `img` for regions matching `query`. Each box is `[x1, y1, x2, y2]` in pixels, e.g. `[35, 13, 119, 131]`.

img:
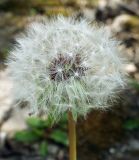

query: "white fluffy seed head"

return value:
[7, 16, 126, 122]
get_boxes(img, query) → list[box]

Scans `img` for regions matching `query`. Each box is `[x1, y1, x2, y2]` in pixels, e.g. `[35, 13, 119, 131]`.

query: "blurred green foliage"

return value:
[129, 79, 139, 91]
[39, 141, 48, 158]
[14, 129, 41, 143]
[14, 115, 68, 158]
[123, 80, 139, 130]
[123, 119, 139, 130]
[50, 130, 68, 146]
[26, 117, 49, 129]
[0, 49, 9, 61]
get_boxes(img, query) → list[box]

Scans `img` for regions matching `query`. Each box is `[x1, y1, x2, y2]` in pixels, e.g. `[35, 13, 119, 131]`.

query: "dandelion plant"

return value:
[8, 16, 126, 160]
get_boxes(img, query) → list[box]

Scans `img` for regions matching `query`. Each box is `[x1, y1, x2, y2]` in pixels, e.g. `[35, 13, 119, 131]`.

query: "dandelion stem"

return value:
[68, 111, 77, 160]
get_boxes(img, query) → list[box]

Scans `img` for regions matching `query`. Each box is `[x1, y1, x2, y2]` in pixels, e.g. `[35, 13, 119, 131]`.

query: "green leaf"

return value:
[45, 116, 55, 126]
[129, 80, 139, 90]
[60, 113, 67, 123]
[58, 113, 67, 129]
[26, 117, 48, 129]
[32, 128, 44, 137]
[39, 141, 48, 157]
[14, 130, 40, 143]
[50, 130, 68, 146]
[123, 119, 139, 130]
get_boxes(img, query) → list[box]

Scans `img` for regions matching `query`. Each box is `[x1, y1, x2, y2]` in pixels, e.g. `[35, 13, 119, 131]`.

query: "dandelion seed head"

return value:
[7, 16, 126, 122]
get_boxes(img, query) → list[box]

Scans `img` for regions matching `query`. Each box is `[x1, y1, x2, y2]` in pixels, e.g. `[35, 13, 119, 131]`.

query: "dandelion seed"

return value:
[74, 72, 79, 77]
[57, 68, 63, 73]
[68, 52, 73, 57]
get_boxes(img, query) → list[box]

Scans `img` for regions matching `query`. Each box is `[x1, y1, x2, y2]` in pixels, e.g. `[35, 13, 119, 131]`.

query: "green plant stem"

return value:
[68, 111, 77, 160]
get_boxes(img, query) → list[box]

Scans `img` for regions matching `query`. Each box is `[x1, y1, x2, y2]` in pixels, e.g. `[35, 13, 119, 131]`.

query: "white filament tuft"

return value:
[7, 16, 126, 122]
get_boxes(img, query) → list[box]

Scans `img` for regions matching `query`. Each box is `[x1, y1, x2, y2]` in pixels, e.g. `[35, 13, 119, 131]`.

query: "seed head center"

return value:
[49, 54, 87, 82]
